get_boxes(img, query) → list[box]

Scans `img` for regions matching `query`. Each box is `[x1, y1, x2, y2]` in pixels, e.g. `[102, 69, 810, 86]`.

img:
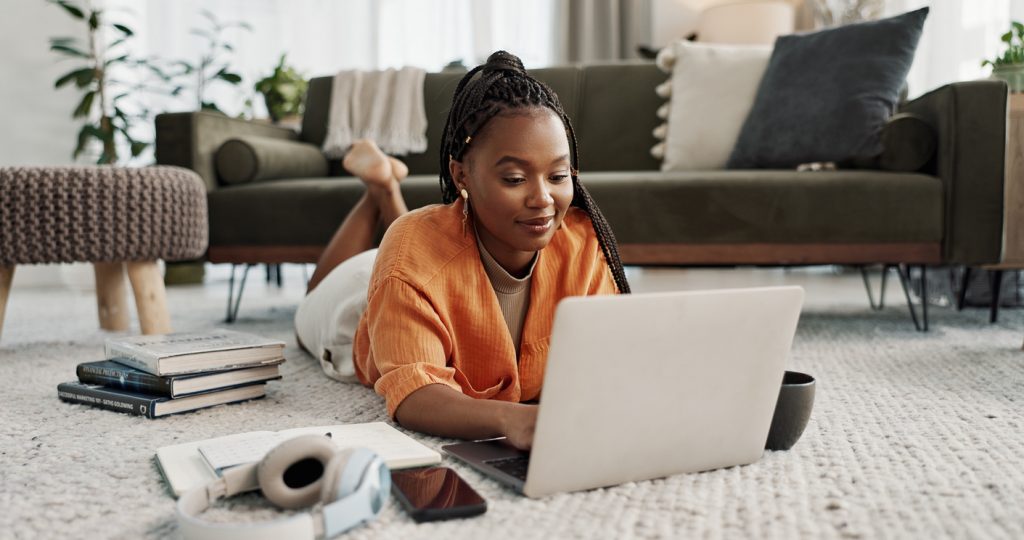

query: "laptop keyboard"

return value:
[484, 456, 531, 481]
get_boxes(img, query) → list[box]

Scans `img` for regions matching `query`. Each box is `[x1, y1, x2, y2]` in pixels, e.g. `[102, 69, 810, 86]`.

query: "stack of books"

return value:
[57, 329, 285, 418]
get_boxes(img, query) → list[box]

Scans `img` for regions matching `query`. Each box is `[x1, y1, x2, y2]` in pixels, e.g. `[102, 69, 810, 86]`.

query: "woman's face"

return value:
[449, 108, 574, 277]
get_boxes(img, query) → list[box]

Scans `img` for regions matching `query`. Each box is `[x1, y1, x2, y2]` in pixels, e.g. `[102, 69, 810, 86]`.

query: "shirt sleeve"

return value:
[365, 275, 462, 418]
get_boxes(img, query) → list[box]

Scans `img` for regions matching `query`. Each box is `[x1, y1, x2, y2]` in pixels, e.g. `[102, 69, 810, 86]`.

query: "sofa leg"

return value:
[94, 262, 130, 331]
[956, 266, 971, 311]
[0, 265, 14, 341]
[989, 270, 1004, 323]
[225, 263, 253, 323]
[896, 264, 929, 332]
[127, 261, 172, 335]
[859, 264, 891, 311]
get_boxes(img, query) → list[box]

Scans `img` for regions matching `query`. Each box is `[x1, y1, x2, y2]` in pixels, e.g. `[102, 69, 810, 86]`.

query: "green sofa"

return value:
[155, 62, 1008, 270]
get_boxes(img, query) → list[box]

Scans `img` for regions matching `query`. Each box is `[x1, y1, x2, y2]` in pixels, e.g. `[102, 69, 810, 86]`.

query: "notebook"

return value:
[156, 422, 442, 496]
[444, 286, 804, 498]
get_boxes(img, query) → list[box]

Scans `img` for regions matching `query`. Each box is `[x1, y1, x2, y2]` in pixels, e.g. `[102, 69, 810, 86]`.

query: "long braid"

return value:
[439, 51, 631, 294]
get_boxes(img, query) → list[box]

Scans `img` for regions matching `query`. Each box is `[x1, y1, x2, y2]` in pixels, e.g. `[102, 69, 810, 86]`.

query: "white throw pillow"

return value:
[656, 41, 772, 171]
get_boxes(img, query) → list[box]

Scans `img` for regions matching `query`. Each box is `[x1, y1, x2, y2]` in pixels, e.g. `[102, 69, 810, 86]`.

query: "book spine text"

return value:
[76, 364, 173, 396]
[57, 383, 158, 418]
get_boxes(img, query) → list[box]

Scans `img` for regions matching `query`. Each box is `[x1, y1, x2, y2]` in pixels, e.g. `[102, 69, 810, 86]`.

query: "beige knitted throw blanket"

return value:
[322, 67, 428, 157]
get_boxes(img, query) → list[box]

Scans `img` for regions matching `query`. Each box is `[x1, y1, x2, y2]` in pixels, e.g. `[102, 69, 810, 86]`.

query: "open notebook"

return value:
[155, 422, 442, 497]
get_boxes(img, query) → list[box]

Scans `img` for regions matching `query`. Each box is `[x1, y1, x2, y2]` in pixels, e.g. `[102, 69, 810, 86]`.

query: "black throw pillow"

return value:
[727, 8, 929, 169]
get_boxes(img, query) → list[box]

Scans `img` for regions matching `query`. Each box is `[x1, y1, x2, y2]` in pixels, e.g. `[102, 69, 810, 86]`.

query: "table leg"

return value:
[127, 261, 172, 335]
[0, 265, 14, 340]
[94, 262, 130, 331]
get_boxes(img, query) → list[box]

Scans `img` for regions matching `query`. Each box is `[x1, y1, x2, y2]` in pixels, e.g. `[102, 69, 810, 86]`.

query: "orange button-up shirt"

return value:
[353, 203, 618, 417]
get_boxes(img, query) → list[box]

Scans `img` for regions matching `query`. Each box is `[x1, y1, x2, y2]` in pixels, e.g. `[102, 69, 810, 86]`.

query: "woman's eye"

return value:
[503, 177, 526, 184]
[550, 175, 570, 183]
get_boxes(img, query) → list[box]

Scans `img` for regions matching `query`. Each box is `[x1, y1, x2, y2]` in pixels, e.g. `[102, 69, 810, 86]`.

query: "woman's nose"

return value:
[527, 180, 554, 207]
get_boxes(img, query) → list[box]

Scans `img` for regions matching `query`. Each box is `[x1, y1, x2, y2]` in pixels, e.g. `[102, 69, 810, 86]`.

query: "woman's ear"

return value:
[449, 157, 467, 192]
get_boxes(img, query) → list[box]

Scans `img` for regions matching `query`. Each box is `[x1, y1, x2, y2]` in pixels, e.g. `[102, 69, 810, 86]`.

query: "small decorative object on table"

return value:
[983, 21, 1024, 92]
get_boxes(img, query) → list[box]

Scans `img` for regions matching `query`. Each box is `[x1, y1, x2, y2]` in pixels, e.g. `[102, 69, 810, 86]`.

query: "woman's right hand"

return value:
[502, 403, 539, 450]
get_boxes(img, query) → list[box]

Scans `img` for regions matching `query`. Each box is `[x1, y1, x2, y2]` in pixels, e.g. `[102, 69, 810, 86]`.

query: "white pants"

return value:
[295, 249, 378, 383]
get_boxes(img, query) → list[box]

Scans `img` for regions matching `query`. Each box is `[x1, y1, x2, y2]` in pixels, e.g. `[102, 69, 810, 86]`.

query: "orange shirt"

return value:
[353, 203, 618, 417]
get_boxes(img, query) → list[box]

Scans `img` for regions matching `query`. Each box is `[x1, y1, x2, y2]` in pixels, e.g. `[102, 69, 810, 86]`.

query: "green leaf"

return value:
[73, 124, 92, 159]
[113, 23, 134, 36]
[73, 91, 96, 118]
[52, 1, 85, 19]
[1003, 31, 1013, 44]
[217, 71, 242, 84]
[88, 10, 99, 30]
[54, 67, 95, 88]
[50, 37, 78, 47]
[189, 28, 213, 40]
[104, 54, 130, 67]
[50, 44, 90, 59]
[130, 141, 148, 157]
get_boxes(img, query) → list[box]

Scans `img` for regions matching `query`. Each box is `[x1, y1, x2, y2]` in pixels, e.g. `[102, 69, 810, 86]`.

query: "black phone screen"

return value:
[390, 466, 486, 521]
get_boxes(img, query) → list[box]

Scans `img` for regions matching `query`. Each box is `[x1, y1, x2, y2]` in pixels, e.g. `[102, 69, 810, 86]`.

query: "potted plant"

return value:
[49, 0, 163, 163]
[983, 21, 1024, 92]
[255, 54, 307, 125]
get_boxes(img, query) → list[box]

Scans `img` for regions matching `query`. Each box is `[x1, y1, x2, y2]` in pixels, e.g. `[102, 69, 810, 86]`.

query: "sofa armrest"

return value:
[899, 80, 1008, 265]
[155, 111, 299, 190]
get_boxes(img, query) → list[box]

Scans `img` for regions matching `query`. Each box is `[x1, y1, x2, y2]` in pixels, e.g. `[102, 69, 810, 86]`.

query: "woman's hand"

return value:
[502, 403, 539, 450]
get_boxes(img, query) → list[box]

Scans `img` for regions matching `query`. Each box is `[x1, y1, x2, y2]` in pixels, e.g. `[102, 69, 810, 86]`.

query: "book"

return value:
[57, 381, 266, 418]
[105, 329, 285, 376]
[155, 422, 442, 496]
[76, 360, 282, 398]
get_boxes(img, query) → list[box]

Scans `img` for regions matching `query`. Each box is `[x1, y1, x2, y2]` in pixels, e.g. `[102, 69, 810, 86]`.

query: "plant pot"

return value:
[992, 64, 1024, 93]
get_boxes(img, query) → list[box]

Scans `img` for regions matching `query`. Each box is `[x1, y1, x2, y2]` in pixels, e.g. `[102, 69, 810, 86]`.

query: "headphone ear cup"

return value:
[320, 448, 358, 504]
[257, 434, 338, 509]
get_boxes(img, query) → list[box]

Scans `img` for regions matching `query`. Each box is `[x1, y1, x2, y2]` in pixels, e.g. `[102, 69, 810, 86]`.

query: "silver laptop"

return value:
[443, 286, 804, 498]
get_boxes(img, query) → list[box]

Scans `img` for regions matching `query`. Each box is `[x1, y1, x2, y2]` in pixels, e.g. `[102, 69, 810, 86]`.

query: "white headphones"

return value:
[176, 434, 390, 540]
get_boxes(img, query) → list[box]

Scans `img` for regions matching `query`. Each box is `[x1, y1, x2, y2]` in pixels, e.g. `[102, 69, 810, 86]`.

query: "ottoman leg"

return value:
[0, 265, 14, 340]
[127, 261, 172, 335]
[94, 262, 130, 331]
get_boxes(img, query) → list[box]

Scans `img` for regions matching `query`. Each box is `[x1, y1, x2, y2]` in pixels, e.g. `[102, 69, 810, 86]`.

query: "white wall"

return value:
[0, 1, 93, 288]
[0, 0, 85, 167]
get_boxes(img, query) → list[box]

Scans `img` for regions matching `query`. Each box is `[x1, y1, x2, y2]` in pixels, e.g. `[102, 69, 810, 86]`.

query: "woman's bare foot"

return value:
[343, 140, 393, 187]
[388, 157, 409, 182]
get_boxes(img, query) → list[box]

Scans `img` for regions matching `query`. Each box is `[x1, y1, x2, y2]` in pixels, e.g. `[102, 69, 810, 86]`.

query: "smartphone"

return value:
[390, 466, 487, 522]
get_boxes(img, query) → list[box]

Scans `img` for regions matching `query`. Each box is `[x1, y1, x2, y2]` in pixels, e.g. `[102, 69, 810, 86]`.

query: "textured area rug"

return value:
[1, 276, 1023, 539]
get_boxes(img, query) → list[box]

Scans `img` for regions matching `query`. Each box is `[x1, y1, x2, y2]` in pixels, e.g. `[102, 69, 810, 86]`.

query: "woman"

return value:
[296, 51, 630, 449]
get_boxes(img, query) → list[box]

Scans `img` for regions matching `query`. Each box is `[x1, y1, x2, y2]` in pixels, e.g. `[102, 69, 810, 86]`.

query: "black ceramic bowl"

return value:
[765, 371, 815, 451]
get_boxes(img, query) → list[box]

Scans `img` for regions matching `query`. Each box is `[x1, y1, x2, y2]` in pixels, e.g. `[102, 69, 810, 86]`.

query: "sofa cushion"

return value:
[580, 170, 943, 244]
[727, 8, 929, 169]
[215, 136, 328, 185]
[207, 176, 445, 247]
[208, 171, 942, 249]
[844, 112, 937, 172]
[658, 41, 771, 171]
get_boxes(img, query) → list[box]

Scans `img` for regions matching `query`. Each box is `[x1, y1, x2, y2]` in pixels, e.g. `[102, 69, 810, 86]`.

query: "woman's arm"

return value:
[394, 383, 538, 449]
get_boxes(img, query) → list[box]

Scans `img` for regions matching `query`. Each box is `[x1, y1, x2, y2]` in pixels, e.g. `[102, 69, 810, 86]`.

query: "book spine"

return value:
[76, 364, 174, 397]
[57, 383, 157, 418]
[104, 342, 161, 375]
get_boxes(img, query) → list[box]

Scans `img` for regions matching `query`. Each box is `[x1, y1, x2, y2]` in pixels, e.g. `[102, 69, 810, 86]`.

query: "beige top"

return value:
[476, 233, 536, 357]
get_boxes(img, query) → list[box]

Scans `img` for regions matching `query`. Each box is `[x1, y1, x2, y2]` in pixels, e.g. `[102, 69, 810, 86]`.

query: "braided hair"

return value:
[439, 50, 631, 294]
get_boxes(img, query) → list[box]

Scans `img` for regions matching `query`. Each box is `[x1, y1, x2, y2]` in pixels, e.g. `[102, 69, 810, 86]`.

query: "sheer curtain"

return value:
[885, 0, 1022, 98]
[108, 0, 558, 118]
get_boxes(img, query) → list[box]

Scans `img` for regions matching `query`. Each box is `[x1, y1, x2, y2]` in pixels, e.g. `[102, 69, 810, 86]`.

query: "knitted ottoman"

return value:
[0, 166, 207, 339]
